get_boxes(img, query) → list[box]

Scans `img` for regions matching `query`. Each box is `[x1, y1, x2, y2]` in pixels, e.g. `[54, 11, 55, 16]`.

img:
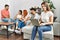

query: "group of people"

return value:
[1, 1, 54, 40]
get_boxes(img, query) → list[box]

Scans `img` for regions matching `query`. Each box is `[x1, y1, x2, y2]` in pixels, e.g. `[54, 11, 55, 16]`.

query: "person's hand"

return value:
[40, 23, 46, 26]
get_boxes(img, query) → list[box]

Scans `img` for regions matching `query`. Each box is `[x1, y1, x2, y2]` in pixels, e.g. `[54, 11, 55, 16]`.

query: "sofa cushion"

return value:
[22, 25, 53, 38]
[22, 26, 33, 34]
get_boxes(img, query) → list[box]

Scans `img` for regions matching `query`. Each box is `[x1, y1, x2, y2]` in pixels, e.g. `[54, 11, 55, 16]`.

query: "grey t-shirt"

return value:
[30, 13, 40, 20]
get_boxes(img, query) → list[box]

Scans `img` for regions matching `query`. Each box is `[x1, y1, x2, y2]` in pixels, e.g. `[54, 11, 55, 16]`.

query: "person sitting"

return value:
[15, 10, 28, 34]
[1, 4, 10, 21]
[31, 1, 54, 40]
[1, 4, 14, 31]
[14, 10, 22, 29]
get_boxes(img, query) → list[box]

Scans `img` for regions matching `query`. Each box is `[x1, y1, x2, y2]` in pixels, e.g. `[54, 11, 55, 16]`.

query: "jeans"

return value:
[2, 18, 16, 28]
[18, 20, 25, 28]
[31, 25, 51, 40]
[2, 18, 16, 22]
[26, 20, 31, 25]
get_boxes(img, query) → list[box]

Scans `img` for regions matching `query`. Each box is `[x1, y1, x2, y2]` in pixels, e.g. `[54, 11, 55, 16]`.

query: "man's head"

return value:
[5, 4, 9, 10]
[30, 8, 36, 15]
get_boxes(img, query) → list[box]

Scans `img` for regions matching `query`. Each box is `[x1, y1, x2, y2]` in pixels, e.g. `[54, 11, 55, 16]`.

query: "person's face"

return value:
[5, 6, 9, 10]
[30, 10, 35, 15]
[18, 11, 21, 14]
[41, 4, 47, 11]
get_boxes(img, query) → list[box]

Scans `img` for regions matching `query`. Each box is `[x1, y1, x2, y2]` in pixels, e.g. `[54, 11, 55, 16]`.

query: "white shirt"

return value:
[41, 11, 53, 23]
[17, 15, 22, 19]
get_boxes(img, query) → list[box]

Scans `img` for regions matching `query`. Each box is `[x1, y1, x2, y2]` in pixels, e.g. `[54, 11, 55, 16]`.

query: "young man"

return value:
[1, 4, 10, 20]
[30, 8, 40, 20]
[1, 4, 14, 31]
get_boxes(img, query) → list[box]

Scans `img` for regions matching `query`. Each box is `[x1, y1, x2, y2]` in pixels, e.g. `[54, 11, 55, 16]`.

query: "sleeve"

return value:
[26, 13, 31, 18]
[34, 14, 40, 20]
[49, 11, 54, 17]
[41, 12, 43, 16]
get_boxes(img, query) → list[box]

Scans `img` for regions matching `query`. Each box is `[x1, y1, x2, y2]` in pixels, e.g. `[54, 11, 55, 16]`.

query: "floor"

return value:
[0, 33, 60, 40]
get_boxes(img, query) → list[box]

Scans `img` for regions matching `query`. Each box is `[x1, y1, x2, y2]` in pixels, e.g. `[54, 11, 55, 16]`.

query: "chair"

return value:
[22, 25, 54, 40]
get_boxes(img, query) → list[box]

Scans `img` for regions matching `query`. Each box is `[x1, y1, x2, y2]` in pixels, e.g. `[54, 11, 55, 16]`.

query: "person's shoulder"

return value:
[1, 9, 4, 11]
[49, 11, 53, 15]
[41, 11, 44, 15]
[35, 13, 39, 16]
[1, 9, 5, 13]
[41, 11, 44, 13]
[48, 11, 54, 16]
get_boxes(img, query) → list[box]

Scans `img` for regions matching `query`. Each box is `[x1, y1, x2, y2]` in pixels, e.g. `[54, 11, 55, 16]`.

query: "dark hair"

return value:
[19, 10, 22, 15]
[30, 8, 36, 11]
[41, 1, 50, 11]
[5, 4, 9, 7]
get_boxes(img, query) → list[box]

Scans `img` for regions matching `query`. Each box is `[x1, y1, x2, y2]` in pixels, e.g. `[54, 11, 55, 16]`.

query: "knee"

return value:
[33, 27, 36, 31]
[38, 27, 42, 32]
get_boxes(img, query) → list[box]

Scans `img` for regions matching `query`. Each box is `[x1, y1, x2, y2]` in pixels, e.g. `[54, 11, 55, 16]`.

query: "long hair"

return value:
[41, 1, 50, 11]
[23, 10, 28, 17]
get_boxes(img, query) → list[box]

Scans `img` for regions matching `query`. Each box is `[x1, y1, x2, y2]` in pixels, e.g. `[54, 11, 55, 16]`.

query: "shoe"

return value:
[8, 28, 14, 32]
[15, 30, 21, 34]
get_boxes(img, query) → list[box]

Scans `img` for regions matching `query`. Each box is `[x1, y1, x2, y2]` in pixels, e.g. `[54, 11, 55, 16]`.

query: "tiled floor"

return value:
[0, 34, 60, 40]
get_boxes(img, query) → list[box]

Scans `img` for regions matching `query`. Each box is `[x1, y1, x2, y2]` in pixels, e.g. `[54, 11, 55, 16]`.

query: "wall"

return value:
[51, 0, 60, 22]
[9, 0, 42, 18]
[10, 0, 60, 22]
[0, 0, 60, 22]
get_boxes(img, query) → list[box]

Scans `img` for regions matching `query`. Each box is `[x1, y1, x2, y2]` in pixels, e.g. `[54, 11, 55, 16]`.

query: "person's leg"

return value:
[38, 25, 51, 40]
[2, 18, 9, 29]
[2, 18, 9, 22]
[18, 21, 26, 32]
[26, 20, 31, 26]
[15, 20, 25, 34]
[14, 19, 19, 29]
[31, 26, 37, 40]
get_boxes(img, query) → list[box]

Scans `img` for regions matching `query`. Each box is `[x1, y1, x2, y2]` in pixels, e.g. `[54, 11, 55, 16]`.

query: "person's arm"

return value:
[1, 11, 8, 18]
[8, 13, 10, 18]
[24, 17, 31, 21]
[14, 14, 18, 19]
[8, 15, 10, 18]
[40, 15, 53, 25]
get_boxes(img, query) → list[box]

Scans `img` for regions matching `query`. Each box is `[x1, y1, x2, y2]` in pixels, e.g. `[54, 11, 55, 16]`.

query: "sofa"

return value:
[53, 22, 60, 36]
[22, 22, 60, 40]
[22, 24, 54, 40]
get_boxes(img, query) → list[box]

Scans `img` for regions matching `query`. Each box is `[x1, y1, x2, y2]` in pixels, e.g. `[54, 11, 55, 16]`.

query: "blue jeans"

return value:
[31, 25, 51, 40]
[2, 18, 15, 22]
[2, 18, 16, 28]
[18, 20, 25, 28]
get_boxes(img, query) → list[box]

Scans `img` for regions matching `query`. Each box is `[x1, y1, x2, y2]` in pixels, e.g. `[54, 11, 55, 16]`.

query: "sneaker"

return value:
[15, 30, 21, 34]
[8, 28, 14, 32]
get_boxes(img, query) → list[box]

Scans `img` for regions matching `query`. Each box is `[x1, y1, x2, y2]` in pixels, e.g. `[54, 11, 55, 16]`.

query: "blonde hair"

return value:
[41, 1, 50, 11]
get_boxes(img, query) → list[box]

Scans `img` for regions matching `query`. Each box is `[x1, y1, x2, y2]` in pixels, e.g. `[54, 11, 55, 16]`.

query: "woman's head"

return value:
[23, 10, 28, 17]
[41, 1, 50, 11]
[18, 10, 22, 15]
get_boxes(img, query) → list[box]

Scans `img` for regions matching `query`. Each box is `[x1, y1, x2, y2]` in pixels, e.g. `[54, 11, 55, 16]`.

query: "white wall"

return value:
[51, 0, 60, 22]
[10, 0, 60, 21]
[9, 0, 42, 18]
[0, 0, 60, 21]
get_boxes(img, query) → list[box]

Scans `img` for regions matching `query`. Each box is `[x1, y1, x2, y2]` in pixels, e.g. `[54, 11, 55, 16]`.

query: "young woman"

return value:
[15, 10, 28, 34]
[14, 10, 22, 29]
[14, 10, 25, 34]
[31, 2, 54, 40]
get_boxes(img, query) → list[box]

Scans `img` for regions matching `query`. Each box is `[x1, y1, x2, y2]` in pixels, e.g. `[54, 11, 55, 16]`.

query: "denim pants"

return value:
[2, 18, 16, 28]
[31, 25, 51, 40]
[18, 20, 25, 29]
